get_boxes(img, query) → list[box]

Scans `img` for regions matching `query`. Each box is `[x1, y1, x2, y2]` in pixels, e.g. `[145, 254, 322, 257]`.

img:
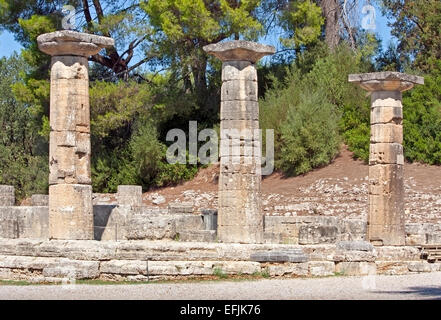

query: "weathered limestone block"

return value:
[217, 224, 264, 244]
[264, 216, 300, 244]
[221, 79, 258, 101]
[338, 220, 367, 241]
[101, 260, 261, 276]
[369, 143, 404, 165]
[371, 124, 403, 144]
[37, 30, 114, 56]
[175, 215, 204, 233]
[220, 119, 260, 131]
[179, 230, 217, 242]
[117, 185, 142, 207]
[222, 61, 258, 81]
[0, 185, 15, 206]
[49, 184, 93, 240]
[375, 261, 409, 275]
[375, 246, 421, 261]
[308, 261, 335, 276]
[369, 164, 403, 195]
[168, 202, 194, 214]
[333, 250, 376, 262]
[31, 194, 49, 206]
[336, 241, 373, 251]
[368, 193, 405, 245]
[405, 223, 436, 245]
[0, 207, 49, 239]
[427, 233, 441, 244]
[299, 225, 339, 245]
[0, 255, 99, 279]
[267, 263, 309, 277]
[371, 106, 403, 125]
[220, 101, 259, 121]
[335, 262, 376, 276]
[250, 249, 308, 263]
[125, 214, 176, 240]
[407, 261, 441, 273]
[334, 241, 375, 262]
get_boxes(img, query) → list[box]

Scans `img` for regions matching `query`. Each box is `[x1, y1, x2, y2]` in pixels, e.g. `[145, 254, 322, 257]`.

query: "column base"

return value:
[49, 184, 93, 240]
[217, 225, 263, 244]
[368, 224, 405, 246]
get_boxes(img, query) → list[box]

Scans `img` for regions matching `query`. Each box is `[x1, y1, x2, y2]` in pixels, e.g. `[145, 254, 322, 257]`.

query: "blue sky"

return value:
[0, 2, 396, 59]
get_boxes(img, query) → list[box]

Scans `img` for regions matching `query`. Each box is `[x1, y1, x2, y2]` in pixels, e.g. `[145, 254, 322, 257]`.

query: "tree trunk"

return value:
[321, 0, 340, 50]
[191, 54, 208, 106]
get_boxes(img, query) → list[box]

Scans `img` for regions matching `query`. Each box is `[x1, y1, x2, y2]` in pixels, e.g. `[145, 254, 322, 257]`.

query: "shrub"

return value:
[278, 91, 341, 175]
[403, 68, 441, 164]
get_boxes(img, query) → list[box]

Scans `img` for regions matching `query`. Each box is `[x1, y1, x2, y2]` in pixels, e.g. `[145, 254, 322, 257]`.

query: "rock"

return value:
[407, 261, 441, 273]
[267, 263, 309, 277]
[152, 194, 165, 205]
[178, 230, 217, 242]
[308, 261, 335, 276]
[0, 185, 15, 206]
[299, 225, 338, 245]
[126, 214, 176, 240]
[117, 185, 142, 207]
[250, 249, 308, 263]
[375, 246, 421, 261]
[376, 261, 409, 275]
[31, 194, 49, 206]
[336, 241, 373, 252]
[168, 202, 193, 214]
[335, 262, 376, 276]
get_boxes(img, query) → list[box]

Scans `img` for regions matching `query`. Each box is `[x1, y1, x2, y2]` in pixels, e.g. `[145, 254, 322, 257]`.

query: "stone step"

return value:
[178, 230, 217, 243]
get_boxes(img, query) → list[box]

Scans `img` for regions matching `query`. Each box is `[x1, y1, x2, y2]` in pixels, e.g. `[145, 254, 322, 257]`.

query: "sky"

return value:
[0, 2, 396, 60]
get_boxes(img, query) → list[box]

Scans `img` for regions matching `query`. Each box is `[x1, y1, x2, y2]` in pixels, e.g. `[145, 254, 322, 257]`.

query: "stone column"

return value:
[349, 72, 424, 246]
[37, 31, 114, 239]
[203, 41, 275, 243]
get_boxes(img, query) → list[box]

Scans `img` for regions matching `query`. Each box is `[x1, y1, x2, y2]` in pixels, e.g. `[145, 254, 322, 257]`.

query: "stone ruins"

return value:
[38, 31, 114, 240]
[349, 72, 424, 246]
[0, 31, 440, 283]
[203, 40, 275, 243]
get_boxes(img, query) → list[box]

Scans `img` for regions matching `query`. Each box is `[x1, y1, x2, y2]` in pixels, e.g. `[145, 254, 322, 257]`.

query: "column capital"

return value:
[203, 40, 275, 63]
[37, 30, 114, 57]
[349, 72, 424, 92]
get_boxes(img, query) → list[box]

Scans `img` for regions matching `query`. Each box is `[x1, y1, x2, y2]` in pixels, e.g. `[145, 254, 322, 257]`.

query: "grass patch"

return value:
[213, 267, 228, 279]
[0, 280, 38, 286]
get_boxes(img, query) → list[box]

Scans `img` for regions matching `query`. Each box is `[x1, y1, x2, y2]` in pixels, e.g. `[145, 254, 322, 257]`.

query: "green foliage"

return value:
[279, 0, 324, 49]
[144, 0, 262, 42]
[278, 91, 341, 175]
[261, 43, 371, 175]
[89, 81, 198, 193]
[0, 55, 48, 201]
[129, 120, 198, 188]
[213, 267, 228, 279]
[381, 0, 441, 72]
[402, 67, 441, 164]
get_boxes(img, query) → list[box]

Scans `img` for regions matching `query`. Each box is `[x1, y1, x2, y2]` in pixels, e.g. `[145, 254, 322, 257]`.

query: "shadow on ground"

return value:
[375, 286, 441, 300]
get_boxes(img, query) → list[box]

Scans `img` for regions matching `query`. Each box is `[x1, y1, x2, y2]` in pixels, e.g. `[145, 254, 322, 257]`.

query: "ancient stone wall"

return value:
[1, 196, 441, 246]
[0, 239, 438, 282]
